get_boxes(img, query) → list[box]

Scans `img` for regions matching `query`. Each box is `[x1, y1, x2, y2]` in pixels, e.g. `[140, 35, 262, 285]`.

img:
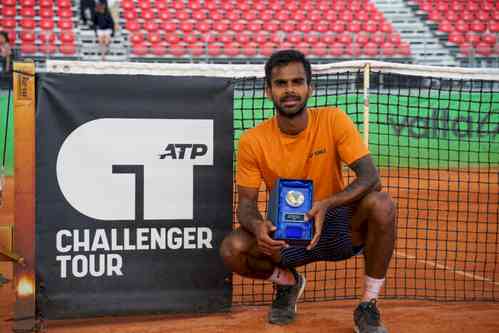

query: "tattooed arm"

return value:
[237, 185, 287, 255]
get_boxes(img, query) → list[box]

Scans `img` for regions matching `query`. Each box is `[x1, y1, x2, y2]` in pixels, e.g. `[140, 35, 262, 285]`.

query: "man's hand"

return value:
[305, 199, 331, 250]
[254, 220, 288, 256]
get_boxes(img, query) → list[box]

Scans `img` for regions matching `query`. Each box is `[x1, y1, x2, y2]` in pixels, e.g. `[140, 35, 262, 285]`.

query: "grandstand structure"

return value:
[0, 0, 498, 67]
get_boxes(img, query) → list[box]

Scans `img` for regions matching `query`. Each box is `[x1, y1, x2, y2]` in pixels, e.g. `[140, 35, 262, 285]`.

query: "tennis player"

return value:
[220, 49, 396, 333]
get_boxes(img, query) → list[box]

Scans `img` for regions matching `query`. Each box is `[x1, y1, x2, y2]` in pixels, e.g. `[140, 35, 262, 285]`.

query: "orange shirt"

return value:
[236, 107, 369, 201]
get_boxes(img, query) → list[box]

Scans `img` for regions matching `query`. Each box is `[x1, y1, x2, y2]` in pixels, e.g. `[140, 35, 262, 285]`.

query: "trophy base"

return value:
[274, 237, 311, 247]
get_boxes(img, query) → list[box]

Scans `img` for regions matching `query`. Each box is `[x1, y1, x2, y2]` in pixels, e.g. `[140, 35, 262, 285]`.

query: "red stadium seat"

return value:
[59, 8, 73, 18]
[242, 42, 258, 57]
[297, 22, 312, 33]
[287, 33, 302, 44]
[447, 33, 464, 45]
[121, 0, 135, 10]
[39, 31, 56, 44]
[20, 0, 35, 6]
[58, 0, 72, 9]
[231, 22, 245, 33]
[151, 43, 166, 56]
[2, 0, 16, 5]
[292, 11, 306, 22]
[363, 42, 379, 57]
[339, 10, 353, 22]
[331, 21, 345, 33]
[175, 10, 190, 21]
[489, 21, 499, 33]
[165, 34, 181, 44]
[260, 42, 277, 57]
[235, 33, 251, 44]
[469, 20, 486, 33]
[172, 1, 184, 10]
[20, 19, 36, 30]
[131, 42, 148, 56]
[39, 8, 53, 18]
[380, 22, 393, 33]
[213, 21, 229, 33]
[459, 42, 473, 56]
[2, 18, 16, 30]
[188, 43, 205, 57]
[124, 10, 137, 20]
[5, 30, 15, 43]
[338, 33, 353, 45]
[482, 34, 497, 45]
[281, 22, 295, 33]
[261, 10, 274, 21]
[397, 42, 411, 56]
[21, 43, 37, 54]
[179, 21, 193, 32]
[297, 41, 310, 55]
[476, 42, 493, 57]
[309, 10, 322, 22]
[129, 32, 144, 45]
[39, 0, 53, 8]
[381, 41, 396, 57]
[354, 33, 368, 45]
[2, 6, 16, 17]
[226, 10, 240, 21]
[304, 34, 319, 45]
[141, 10, 155, 20]
[465, 33, 481, 46]
[224, 42, 241, 57]
[325, 10, 336, 21]
[126, 20, 141, 32]
[315, 23, 329, 33]
[320, 34, 335, 45]
[263, 22, 279, 32]
[209, 10, 223, 21]
[138, 0, 151, 10]
[201, 33, 217, 43]
[329, 42, 344, 57]
[21, 7, 36, 17]
[387, 33, 401, 46]
[58, 19, 73, 30]
[476, 10, 490, 21]
[438, 21, 453, 33]
[183, 33, 198, 44]
[192, 10, 207, 21]
[311, 42, 328, 57]
[207, 43, 222, 57]
[219, 34, 234, 44]
[461, 11, 474, 22]
[196, 22, 211, 33]
[188, 0, 202, 10]
[40, 19, 54, 30]
[148, 32, 162, 44]
[158, 10, 170, 21]
[363, 21, 379, 33]
[455, 21, 469, 33]
[247, 22, 261, 32]
[347, 21, 362, 33]
[39, 42, 57, 55]
[371, 32, 386, 45]
[244, 10, 259, 21]
[20, 30, 36, 43]
[357, 11, 370, 22]
[162, 22, 177, 33]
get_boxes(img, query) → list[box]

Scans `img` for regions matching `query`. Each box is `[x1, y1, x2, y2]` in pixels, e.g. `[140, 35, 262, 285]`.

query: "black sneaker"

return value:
[268, 268, 306, 325]
[353, 299, 388, 333]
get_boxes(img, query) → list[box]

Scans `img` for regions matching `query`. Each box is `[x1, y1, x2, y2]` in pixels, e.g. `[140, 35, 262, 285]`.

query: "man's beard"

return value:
[274, 96, 308, 119]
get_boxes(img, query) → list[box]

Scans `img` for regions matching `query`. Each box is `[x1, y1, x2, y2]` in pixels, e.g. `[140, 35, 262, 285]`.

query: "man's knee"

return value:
[219, 232, 249, 264]
[364, 192, 396, 226]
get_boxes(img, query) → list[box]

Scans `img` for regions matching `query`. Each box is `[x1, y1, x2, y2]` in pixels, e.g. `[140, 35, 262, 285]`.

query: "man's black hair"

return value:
[264, 49, 312, 87]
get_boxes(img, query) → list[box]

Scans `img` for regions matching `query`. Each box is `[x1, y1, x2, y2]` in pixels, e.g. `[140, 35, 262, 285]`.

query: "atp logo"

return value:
[56, 118, 213, 221]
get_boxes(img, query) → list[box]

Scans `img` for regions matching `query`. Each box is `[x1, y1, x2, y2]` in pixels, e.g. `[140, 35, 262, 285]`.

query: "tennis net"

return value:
[44, 60, 499, 304]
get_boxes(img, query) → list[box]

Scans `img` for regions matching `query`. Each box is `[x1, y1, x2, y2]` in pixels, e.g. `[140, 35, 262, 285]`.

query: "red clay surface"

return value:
[1, 166, 498, 332]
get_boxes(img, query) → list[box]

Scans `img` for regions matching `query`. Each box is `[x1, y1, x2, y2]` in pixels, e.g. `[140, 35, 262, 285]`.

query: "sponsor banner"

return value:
[235, 93, 499, 168]
[36, 74, 234, 319]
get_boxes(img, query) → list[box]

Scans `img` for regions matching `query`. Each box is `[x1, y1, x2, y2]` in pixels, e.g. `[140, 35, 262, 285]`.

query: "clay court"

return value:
[1, 164, 498, 332]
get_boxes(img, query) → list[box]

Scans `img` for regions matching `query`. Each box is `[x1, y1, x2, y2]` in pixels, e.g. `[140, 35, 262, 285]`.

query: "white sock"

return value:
[362, 276, 385, 302]
[267, 267, 295, 285]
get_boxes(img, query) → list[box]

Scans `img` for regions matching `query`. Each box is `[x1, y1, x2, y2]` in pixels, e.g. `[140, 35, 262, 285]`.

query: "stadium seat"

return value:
[481, 34, 497, 45]
[207, 43, 222, 57]
[371, 32, 386, 45]
[381, 41, 396, 56]
[183, 33, 198, 44]
[219, 34, 234, 44]
[2, 6, 16, 17]
[39, 0, 53, 8]
[247, 22, 261, 32]
[122, 0, 135, 10]
[465, 33, 481, 46]
[21, 7, 36, 17]
[304, 34, 319, 45]
[397, 42, 411, 56]
[20, 0, 35, 6]
[231, 22, 245, 33]
[363, 21, 378, 33]
[235, 33, 251, 44]
[260, 42, 277, 57]
[39, 31, 56, 44]
[39, 8, 53, 18]
[331, 21, 345, 33]
[40, 19, 55, 30]
[292, 11, 306, 22]
[213, 21, 229, 33]
[263, 22, 279, 32]
[151, 43, 166, 56]
[158, 10, 170, 21]
[20, 31, 36, 43]
[188, 43, 205, 57]
[320, 34, 336, 45]
[261, 10, 274, 21]
[126, 20, 141, 32]
[58, 0, 72, 8]
[243, 10, 258, 21]
[192, 10, 206, 21]
[20, 19, 36, 30]
[196, 22, 211, 33]
[380, 22, 393, 33]
[470, 20, 486, 33]
[209, 10, 223, 21]
[59, 8, 72, 18]
[281, 22, 295, 33]
[5, 30, 16, 43]
[138, 0, 151, 10]
[297, 22, 313, 33]
[131, 42, 148, 56]
[21, 43, 37, 54]
[129, 32, 144, 45]
[489, 22, 499, 33]
[161, 22, 177, 33]
[124, 10, 137, 20]
[224, 42, 241, 57]
[141, 9, 155, 20]
[311, 42, 328, 57]
[347, 21, 362, 33]
[165, 34, 180, 44]
[329, 42, 344, 57]
[147, 32, 162, 44]
[200, 33, 217, 43]
[39, 42, 57, 55]
[179, 22, 193, 32]
[242, 42, 258, 57]
[58, 19, 73, 30]
[2, 19, 16, 30]
[339, 11, 353, 22]
[447, 32, 464, 44]
[363, 42, 379, 57]
[459, 42, 473, 56]
[315, 23, 329, 33]
[175, 10, 190, 21]
[476, 42, 493, 57]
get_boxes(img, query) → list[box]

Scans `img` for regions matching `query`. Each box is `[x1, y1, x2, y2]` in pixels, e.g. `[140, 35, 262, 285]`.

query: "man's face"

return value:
[266, 62, 312, 118]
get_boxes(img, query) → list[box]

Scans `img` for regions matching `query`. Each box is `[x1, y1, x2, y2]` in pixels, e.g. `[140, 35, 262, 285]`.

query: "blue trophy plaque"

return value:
[267, 179, 314, 246]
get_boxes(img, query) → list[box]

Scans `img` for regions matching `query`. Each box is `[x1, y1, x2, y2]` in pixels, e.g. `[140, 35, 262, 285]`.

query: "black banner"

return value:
[36, 73, 234, 319]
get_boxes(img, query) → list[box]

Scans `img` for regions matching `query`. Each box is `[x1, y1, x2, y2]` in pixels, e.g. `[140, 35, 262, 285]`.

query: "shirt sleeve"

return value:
[236, 132, 263, 189]
[333, 109, 370, 165]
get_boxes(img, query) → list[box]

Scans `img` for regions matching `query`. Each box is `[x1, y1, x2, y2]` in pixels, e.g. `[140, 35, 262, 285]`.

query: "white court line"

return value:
[395, 251, 499, 286]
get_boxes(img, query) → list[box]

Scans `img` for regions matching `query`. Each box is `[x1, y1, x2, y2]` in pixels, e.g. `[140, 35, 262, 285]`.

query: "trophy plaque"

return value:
[267, 179, 314, 246]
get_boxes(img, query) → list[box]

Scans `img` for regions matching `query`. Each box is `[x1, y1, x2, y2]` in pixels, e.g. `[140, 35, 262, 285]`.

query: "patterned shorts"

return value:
[279, 204, 364, 268]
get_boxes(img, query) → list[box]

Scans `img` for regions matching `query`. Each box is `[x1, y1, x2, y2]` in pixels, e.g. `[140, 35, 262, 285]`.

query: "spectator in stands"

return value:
[80, 0, 97, 27]
[0, 31, 12, 74]
[93, 2, 115, 60]
[107, 0, 121, 32]
[220, 50, 396, 333]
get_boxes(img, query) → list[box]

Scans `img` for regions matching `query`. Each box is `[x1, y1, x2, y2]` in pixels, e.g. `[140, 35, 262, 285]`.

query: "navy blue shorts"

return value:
[279, 204, 364, 268]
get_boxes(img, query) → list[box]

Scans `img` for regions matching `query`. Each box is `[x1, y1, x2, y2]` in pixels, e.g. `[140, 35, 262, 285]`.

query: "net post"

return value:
[363, 63, 370, 147]
[12, 61, 37, 332]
